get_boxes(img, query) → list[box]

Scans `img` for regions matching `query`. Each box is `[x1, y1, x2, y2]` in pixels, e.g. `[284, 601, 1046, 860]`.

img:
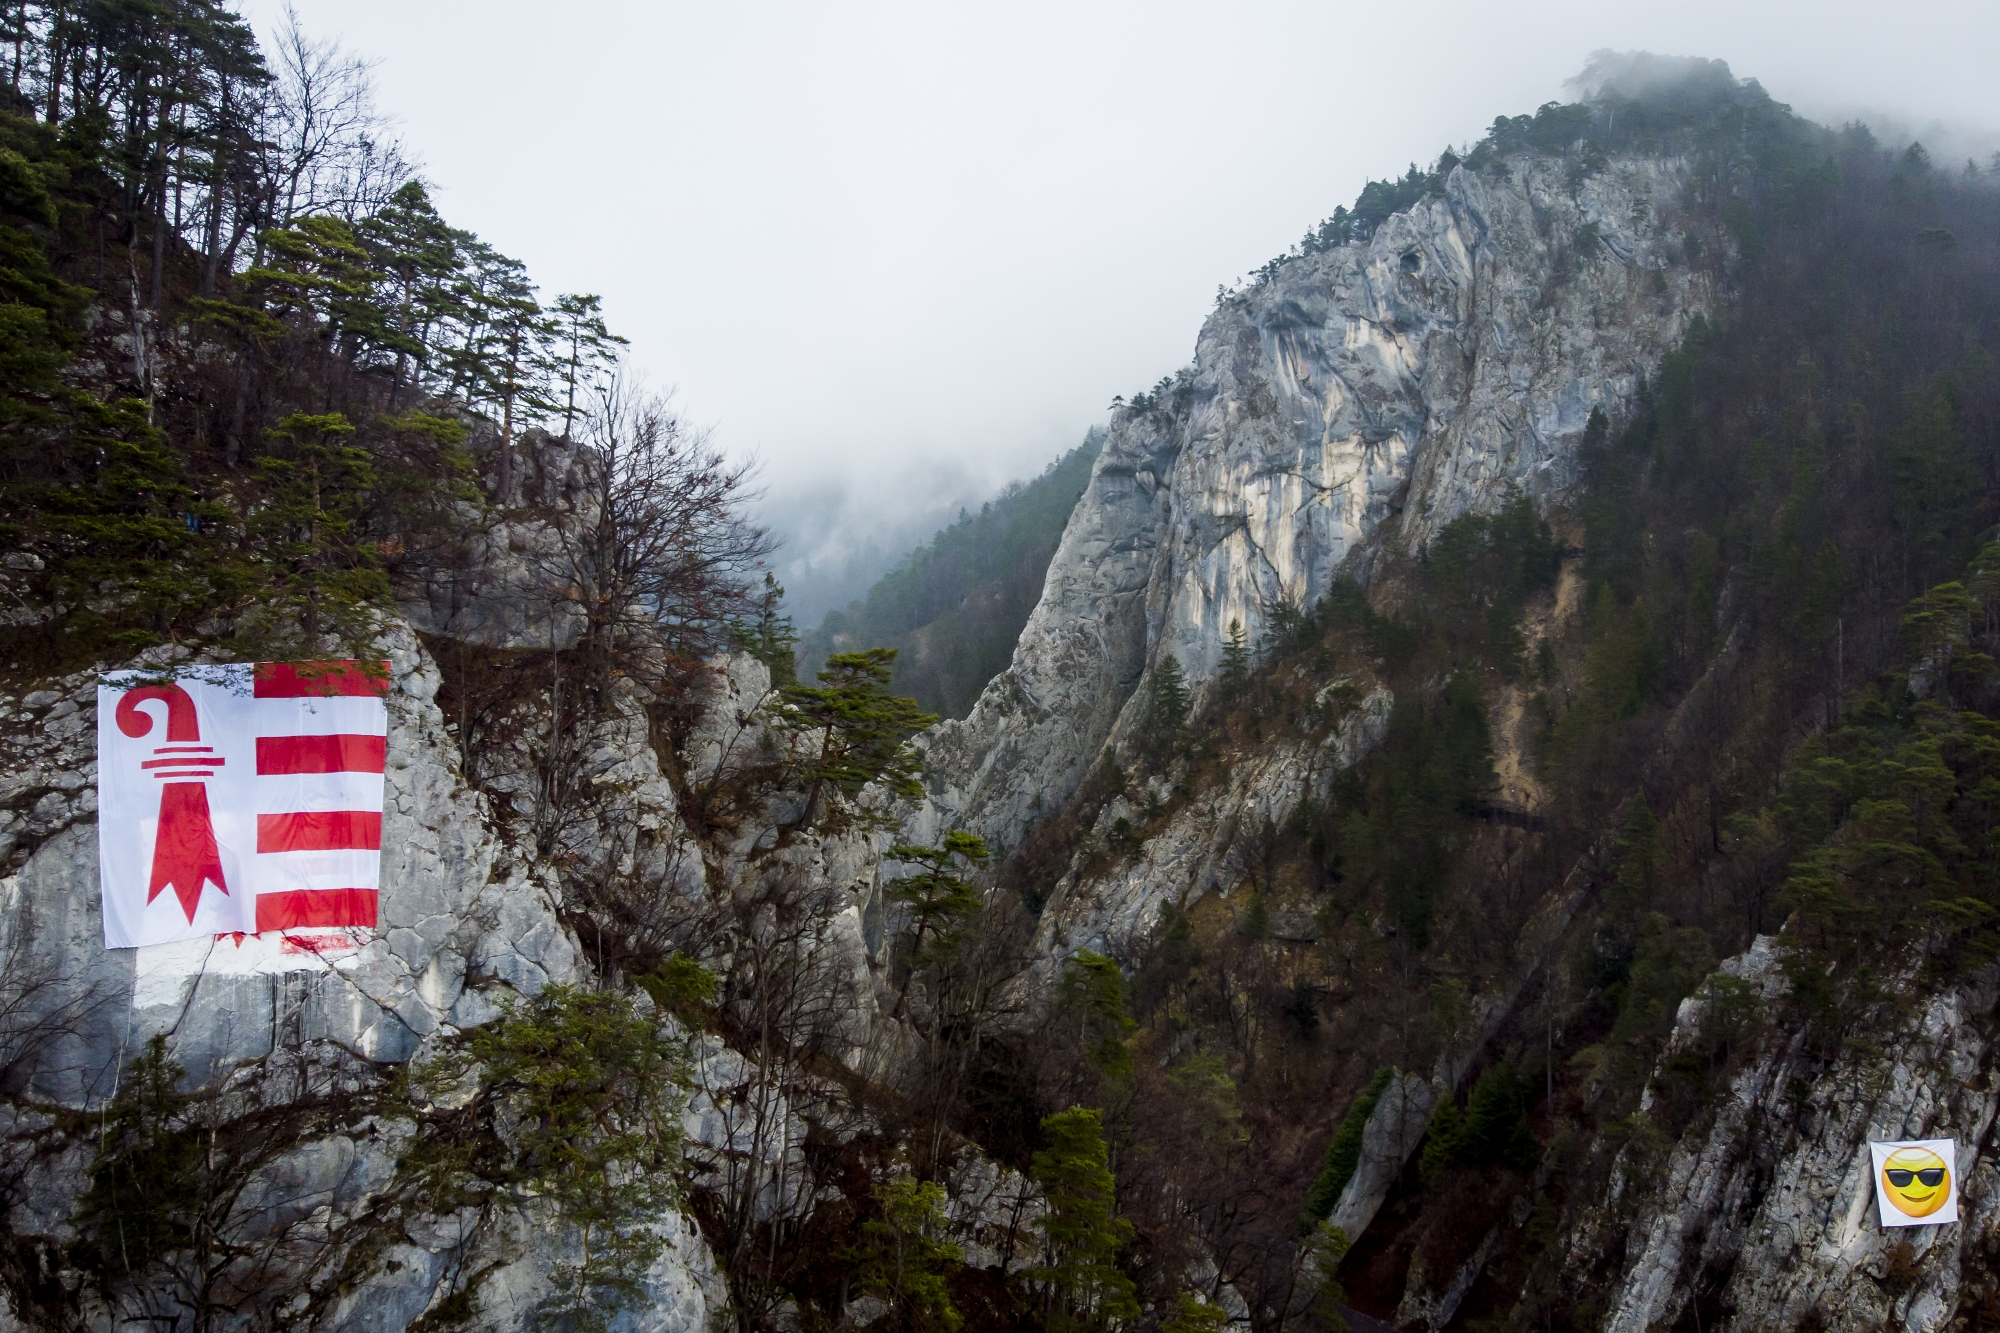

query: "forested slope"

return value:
[893, 59, 2000, 1333]
[5, 19, 2000, 1333]
[798, 429, 1100, 717]
[0, 2, 762, 682]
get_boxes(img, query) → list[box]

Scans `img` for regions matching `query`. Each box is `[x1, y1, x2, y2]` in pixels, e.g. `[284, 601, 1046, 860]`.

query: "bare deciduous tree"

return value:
[551, 378, 772, 669]
[72, 1041, 380, 1333]
[262, 5, 416, 229]
[678, 870, 873, 1333]
[519, 378, 772, 857]
[894, 895, 1034, 1179]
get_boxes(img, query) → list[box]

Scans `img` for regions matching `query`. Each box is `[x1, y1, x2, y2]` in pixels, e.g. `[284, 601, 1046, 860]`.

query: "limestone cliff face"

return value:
[1555, 939, 2000, 1333]
[918, 150, 1711, 864]
[1028, 685, 1393, 963]
[0, 625, 583, 1097]
[898, 133, 2000, 1333]
[0, 628, 721, 1332]
[1339, 939, 2000, 1333]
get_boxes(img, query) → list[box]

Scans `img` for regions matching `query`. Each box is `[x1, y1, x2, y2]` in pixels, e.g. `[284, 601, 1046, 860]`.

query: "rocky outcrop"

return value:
[1565, 939, 2000, 1333]
[1029, 684, 1393, 963]
[918, 150, 1711, 871]
[1318, 877, 1590, 1258]
[0, 626, 722, 1332]
[1, 626, 581, 1098]
[399, 431, 598, 652]
[909, 409, 1179, 860]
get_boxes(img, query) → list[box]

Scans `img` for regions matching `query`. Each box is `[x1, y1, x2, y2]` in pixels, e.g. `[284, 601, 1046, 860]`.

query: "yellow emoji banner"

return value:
[1870, 1139, 1959, 1227]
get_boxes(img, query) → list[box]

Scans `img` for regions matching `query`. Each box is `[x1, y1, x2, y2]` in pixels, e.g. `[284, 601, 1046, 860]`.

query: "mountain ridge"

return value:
[1, 33, 1998, 1333]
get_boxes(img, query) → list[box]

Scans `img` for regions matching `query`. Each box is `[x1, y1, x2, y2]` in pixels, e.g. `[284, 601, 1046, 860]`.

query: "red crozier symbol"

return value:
[117, 684, 228, 923]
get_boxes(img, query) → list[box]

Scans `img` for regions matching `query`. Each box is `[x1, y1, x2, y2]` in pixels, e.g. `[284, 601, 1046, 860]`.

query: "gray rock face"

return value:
[0, 626, 720, 1332]
[919, 151, 1710, 867]
[399, 432, 599, 652]
[1323, 879, 1588, 1250]
[1570, 942, 2000, 1333]
[2, 626, 584, 1104]
[1030, 684, 1392, 964]
[910, 411, 1178, 860]
[1326, 1071, 1438, 1242]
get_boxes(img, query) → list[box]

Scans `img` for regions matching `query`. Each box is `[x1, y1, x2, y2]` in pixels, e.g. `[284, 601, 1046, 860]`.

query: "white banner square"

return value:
[97, 661, 389, 949]
[1870, 1138, 1959, 1227]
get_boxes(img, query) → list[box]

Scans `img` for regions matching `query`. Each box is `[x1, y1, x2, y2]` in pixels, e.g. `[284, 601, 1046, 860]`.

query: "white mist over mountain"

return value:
[241, 0, 2000, 619]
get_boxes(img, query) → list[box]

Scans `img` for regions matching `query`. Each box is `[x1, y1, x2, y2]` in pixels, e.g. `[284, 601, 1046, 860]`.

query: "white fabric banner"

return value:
[96, 661, 389, 949]
[1870, 1138, 1959, 1227]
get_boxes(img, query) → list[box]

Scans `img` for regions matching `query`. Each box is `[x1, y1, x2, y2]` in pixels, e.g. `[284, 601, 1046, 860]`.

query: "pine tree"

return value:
[886, 830, 989, 982]
[0, 140, 86, 428]
[1023, 1107, 1139, 1332]
[357, 182, 469, 405]
[1609, 796, 1661, 927]
[1418, 1096, 1468, 1185]
[1461, 1063, 1536, 1170]
[370, 411, 482, 580]
[1301, 1068, 1395, 1228]
[244, 215, 379, 338]
[1239, 892, 1271, 940]
[776, 648, 937, 834]
[1150, 654, 1189, 754]
[1300, 1222, 1352, 1331]
[71, 1035, 195, 1286]
[431, 986, 692, 1332]
[446, 245, 547, 504]
[26, 394, 241, 658]
[854, 1176, 964, 1333]
[245, 411, 389, 650]
[0, 133, 230, 661]
[1219, 617, 1251, 700]
[547, 293, 629, 439]
[739, 573, 799, 687]
[1160, 1295, 1230, 1333]
[1055, 952, 1135, 1084]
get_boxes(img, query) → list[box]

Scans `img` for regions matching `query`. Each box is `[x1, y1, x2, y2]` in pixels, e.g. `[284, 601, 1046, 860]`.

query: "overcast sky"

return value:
[241, 0, 2000, 617]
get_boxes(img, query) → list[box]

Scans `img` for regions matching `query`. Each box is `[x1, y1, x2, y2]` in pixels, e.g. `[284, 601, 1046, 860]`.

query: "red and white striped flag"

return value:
[97, 661, 390, 949]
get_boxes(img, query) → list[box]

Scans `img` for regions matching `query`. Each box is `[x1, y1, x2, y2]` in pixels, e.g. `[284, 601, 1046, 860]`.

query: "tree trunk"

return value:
[497, 388, 515, 505]
[199, 187, 222, 297]
[150, 203, 167, 312]
[226, 351, 252, 468]
[496, 328, 522, 505]
[43, 30, 59, 123]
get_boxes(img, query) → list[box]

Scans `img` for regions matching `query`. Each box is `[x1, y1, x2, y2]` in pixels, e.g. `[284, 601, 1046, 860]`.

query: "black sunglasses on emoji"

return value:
[1885, 1168, 1946, 1189]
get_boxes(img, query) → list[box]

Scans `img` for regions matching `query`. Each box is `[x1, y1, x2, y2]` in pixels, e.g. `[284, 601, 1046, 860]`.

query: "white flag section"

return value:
[97, 661, 389, 949]
[1870, 1138, 1960, 1227]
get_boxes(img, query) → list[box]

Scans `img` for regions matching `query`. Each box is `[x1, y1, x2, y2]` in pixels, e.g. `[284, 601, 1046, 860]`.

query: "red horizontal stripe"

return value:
[256, 810, 382, 852]
[281, 933, 355, 954]
[256, 734, 386, 775]
[253, 661, 391, 699]
[256, 888, 378, 931]
[142, 756, 226, 769]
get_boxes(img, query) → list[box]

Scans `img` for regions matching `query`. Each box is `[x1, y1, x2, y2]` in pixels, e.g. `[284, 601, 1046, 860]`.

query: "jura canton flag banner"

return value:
[97, 661, 389, 949]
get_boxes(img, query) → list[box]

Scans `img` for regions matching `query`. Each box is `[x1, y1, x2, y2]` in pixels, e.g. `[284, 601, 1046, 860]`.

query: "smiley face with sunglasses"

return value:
[1880, 1144, 1953, 1219]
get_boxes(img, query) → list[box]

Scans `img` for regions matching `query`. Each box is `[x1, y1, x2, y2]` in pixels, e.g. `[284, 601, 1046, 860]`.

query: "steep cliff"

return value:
[0, 628, 722, 1332]
[894, 58, 2000, 1333]
[1548, 940, 2000, 1333]
[917, 148, 1710, 866]
[6, 49, 1998, 1333]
